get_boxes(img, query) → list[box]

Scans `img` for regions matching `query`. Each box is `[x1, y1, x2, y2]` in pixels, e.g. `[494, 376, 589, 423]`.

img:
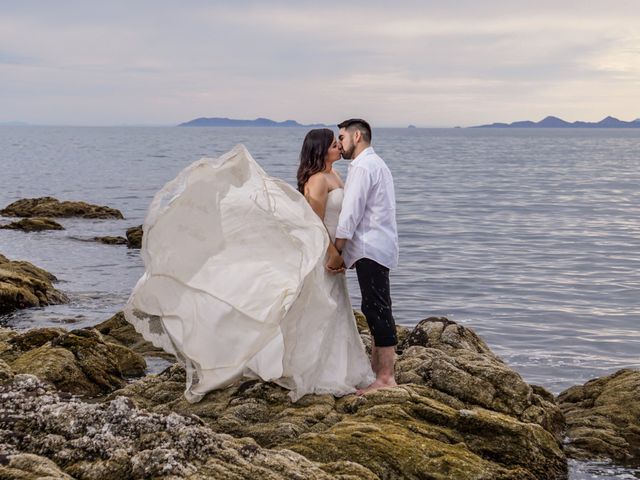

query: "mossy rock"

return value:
[1, 327, 67, 363]
[6, 327, 146, 397]
[0, 358, 13, 384]
[0, 196, 123, 219]
[0, 217, 64, 232]
[126, 225, 143, 248]
[558, 368, 640, 465]
[0, 453, 74, 480]
[0, 376, 350, 480]
[94, 236, 127, 245]
[0, 254, 69, 314]
[94, 311, 174, 360]
[110, 317, 568, 479]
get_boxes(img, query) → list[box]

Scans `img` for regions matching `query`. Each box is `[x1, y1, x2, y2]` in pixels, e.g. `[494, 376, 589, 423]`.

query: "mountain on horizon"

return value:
[472, 116, 640, 128]
[178, 117, 328, 128]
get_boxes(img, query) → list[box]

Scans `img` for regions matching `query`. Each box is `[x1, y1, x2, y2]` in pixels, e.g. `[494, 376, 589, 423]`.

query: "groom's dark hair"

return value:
[338, 118, 372, 144]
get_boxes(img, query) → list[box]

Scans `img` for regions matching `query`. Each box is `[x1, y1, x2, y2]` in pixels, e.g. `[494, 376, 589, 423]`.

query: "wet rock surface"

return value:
[0, 375, 346, 480]
[0, 315, 572, 479]
[0, 217, 64, 232]
[0, 326, 146, 396]
[94, 311, 173, 360]
[0, 254, 69, 314]
[557, 368, 640, 466]
[94, 235, 128, 245]
[0, 451, 74, 480]
[109, 317, 568, 479]
[396, 317, 564, 436]
[0, 196, 124, 219]
[126, 225, 143, 249]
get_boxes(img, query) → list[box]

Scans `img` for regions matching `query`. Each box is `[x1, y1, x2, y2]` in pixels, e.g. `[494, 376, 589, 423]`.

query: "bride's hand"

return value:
[326, 252, 346, 274]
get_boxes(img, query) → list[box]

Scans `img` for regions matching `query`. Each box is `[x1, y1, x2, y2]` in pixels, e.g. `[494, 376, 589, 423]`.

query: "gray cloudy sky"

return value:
[1, 1, 639, 126]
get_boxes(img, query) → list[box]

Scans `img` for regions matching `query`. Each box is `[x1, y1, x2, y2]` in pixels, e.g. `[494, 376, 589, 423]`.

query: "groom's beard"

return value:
[341, 145, 355, 160]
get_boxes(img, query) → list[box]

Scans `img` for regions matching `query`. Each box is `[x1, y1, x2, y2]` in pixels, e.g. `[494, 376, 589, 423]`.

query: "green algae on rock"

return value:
[0, 217, 65, 232]
[0, 358, 13, 383]
[557, 368, 640, 466]
[0, 196, 124, 219]
[126, 225, 143, 249]
[94, 311, 174, 360]
[109, 317, 568, 479]
[0, 326, 146, 397]
[0, 253, 69, 314]
[396, 317, 564, 437]
[0, 315, 570, 478]
[0, 452, 74, 480]
[94, 235, 128, 245]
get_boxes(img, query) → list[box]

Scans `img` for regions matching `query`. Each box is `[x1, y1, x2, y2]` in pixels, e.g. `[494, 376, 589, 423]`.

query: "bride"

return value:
[124, 129, 374, 402]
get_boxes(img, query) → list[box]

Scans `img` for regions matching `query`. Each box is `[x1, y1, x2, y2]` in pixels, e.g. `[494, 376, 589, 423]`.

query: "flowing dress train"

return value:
[124, 145, 374, 402]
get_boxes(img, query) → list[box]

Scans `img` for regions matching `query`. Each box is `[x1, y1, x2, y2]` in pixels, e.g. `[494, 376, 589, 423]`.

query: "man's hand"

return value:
[325, 250, 346, 274]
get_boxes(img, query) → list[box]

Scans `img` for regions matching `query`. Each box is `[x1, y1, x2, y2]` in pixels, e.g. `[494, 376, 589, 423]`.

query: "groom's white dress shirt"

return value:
[336, 146, 399, 270]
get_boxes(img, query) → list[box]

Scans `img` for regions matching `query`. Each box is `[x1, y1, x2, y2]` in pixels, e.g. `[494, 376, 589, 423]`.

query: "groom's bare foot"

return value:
[356, 378, 397, 396]
[358, 345, 397, 395]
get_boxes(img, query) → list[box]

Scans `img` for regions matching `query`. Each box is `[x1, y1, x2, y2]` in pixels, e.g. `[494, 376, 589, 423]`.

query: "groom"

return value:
[329, 118, 399, 393]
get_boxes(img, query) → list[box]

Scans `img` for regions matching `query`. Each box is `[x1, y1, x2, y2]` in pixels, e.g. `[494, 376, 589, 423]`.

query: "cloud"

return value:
[1, 1, 639, 125]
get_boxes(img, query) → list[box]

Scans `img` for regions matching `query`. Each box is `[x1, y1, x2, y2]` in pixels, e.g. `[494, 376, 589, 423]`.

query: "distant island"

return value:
[472, 115, 640, 128]
[178, 117, 328, 127]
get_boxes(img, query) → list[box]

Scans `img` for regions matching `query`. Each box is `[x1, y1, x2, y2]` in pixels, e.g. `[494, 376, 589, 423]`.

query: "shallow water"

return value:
[1, 126, 639, 478]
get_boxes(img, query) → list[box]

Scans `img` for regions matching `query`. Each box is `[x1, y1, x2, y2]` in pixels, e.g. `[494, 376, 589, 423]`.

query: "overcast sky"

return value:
[1, 1, 639, 127]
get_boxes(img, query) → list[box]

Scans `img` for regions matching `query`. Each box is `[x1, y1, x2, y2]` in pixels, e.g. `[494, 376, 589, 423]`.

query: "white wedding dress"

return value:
[124, 144, 374, 402]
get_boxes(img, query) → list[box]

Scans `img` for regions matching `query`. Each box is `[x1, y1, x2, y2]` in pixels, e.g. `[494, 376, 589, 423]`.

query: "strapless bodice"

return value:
[323, 188, 343, 242]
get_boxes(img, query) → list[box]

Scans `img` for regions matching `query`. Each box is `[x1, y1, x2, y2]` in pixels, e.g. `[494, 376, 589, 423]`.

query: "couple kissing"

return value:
[125, 118, 399, 402]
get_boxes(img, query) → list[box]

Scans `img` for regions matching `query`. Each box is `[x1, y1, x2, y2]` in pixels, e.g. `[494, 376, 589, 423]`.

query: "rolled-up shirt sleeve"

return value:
[336, 166, 371, 240]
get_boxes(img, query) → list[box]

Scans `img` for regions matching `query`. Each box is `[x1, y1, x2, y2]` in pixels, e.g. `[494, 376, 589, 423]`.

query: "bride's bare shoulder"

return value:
[307, 171, 328, 182]
[305, 172, 329, 191]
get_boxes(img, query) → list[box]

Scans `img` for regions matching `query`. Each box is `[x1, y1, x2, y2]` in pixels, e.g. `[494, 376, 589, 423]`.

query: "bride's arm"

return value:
[304, 174, 345, 273]
[304, 174, 328, 220]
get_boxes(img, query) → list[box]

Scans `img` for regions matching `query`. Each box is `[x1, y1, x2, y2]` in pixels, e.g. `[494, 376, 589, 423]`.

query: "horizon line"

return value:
[0, 123, 460, 129]
[2, 114, 638, 129]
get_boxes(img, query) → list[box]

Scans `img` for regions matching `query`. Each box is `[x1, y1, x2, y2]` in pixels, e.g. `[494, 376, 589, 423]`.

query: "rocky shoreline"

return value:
[0, 197, 124, 220]
[0, 196, 142, 251]
[1, 283, 639, 479]
[1, 197, 639, 479]
[0, 254, 69, 314]
[2, 302, 638, 479]
[2, 313, 571, 479]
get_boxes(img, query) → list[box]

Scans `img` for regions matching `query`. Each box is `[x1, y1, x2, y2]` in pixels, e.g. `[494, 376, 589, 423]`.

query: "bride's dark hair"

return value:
[297, 128, 335, 194]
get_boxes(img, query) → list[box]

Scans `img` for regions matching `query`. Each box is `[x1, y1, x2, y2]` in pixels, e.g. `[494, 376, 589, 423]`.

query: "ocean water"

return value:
[1, 126, 639, 479]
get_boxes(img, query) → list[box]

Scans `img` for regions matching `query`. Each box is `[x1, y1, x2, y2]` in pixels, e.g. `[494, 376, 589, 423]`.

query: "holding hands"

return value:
[326, 243, 346, 274]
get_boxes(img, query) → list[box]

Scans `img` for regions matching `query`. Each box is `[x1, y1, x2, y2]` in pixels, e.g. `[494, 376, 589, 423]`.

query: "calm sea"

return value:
[1, 126, 639, 479]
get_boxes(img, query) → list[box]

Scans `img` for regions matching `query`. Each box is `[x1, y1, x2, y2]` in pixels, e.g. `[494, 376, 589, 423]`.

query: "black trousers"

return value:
[355, 258, 397, 347]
